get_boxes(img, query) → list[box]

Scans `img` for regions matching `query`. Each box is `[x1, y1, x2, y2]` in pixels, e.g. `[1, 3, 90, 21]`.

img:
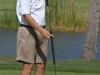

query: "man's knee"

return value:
[23, 63, 34, 70]
[36, 63, 46, 70]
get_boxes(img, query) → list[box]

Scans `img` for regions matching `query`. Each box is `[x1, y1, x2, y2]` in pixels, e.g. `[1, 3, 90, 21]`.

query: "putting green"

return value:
[0, 70, 99, 75]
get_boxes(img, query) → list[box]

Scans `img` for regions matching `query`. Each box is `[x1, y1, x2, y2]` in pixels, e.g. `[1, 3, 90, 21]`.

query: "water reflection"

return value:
[0, 28, 100, 60]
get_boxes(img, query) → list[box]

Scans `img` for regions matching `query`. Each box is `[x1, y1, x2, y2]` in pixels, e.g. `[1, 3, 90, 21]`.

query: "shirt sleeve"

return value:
[20, 0, 32, 15]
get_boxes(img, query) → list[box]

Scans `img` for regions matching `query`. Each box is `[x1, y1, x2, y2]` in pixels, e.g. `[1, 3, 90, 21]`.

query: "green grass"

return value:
[0, 70, 100, 75]
[0, 55, 100, 74]
[47, 59, 100, 74]
[49, 0, 90, 32]
[0, 0, 16, 10]
[0, 0, 18, 29]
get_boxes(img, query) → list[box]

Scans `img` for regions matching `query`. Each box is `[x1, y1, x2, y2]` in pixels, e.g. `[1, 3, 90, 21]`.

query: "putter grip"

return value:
[46, 0, 49, 6]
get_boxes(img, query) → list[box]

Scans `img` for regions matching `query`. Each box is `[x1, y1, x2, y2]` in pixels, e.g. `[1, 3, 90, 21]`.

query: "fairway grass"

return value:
[1, 55, 100, 74]
[0, 70, 99, 75]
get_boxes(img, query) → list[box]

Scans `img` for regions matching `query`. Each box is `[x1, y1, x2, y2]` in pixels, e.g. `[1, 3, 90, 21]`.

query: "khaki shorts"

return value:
[16, 26, 48, 63]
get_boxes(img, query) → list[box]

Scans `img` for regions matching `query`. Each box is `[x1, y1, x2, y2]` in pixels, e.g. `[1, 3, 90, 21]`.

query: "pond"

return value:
[0, 28, 100, 60]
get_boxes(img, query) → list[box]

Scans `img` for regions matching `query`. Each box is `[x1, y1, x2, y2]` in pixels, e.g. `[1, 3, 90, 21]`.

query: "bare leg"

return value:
[22, 62, 34, 75]
[34, 63, 46, 75]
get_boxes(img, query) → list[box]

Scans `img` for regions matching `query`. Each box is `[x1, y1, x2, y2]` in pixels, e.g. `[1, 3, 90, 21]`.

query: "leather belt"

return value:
[20, 24, 46, 28]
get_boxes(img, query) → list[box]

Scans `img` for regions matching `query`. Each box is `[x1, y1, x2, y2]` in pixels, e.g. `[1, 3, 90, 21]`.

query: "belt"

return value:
[20, 24, 46, 28]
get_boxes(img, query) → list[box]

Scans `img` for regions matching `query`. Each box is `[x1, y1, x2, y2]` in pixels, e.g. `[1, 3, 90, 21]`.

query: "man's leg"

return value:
[22, 62, 34, 75]
[34, 63, 46, 75]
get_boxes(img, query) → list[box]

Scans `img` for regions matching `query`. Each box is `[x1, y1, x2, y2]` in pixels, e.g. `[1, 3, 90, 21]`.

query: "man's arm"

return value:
[23, 14, 53, 40]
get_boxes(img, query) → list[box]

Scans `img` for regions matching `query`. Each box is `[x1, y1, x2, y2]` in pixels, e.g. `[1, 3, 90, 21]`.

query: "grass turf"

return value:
[0, 70, 100, 75]
[0, 55, 100, 74]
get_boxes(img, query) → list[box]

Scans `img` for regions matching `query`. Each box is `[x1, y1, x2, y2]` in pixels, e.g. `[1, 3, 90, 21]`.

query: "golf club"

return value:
[46, 0, 57, 75]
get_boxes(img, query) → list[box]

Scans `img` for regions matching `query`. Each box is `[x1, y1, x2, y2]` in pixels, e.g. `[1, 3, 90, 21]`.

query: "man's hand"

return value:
[40, 28, 53, 40]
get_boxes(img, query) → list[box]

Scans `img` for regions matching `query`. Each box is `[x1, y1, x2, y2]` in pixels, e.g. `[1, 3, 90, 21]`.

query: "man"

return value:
[16, 0, 53, 75]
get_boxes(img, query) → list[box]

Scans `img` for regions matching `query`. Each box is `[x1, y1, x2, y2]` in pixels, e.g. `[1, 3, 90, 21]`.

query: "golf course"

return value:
[1, 0, 100, 75]
[0, 70, 100, 75]
[0, 55, 100, 75]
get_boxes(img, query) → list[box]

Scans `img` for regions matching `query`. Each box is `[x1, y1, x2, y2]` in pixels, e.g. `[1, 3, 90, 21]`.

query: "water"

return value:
[0, 28, 100, 60]
[48, 32, 85, 60]
[0, 28, 17, 56]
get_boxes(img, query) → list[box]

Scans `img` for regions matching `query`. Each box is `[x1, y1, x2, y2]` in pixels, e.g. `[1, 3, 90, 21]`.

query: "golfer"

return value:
[16, 0, 53, 75]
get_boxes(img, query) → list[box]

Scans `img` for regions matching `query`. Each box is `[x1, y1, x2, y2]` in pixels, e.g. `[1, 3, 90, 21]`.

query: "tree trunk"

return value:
[82, 0, 100, 60]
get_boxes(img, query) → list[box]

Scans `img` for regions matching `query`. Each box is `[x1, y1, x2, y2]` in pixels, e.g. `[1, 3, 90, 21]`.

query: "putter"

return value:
[46, 0, 57, 75]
